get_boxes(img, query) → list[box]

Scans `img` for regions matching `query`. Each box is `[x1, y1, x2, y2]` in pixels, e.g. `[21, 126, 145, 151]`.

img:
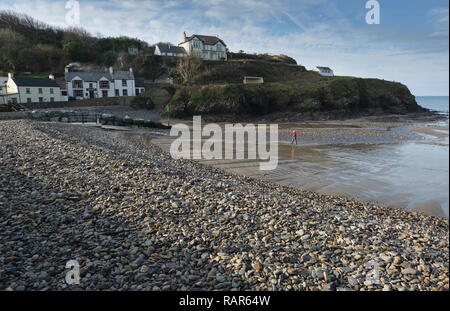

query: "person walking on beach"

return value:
[291, 130, 297, 145]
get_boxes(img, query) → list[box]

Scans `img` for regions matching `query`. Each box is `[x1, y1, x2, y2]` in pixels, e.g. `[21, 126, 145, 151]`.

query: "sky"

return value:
[1, 0, 449, 95]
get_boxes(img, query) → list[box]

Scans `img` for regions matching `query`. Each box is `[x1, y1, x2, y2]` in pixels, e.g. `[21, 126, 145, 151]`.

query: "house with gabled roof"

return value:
[178, 32, 227, 61]
[65, 67, 136, 100]
[1, 73, 65, 104]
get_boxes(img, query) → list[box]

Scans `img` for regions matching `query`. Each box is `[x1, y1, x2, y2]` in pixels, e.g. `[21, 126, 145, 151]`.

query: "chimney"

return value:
[109, 67, 114, 75]
[183, 31, 187, 42]
[129, 68, 133, 73]
[49, 74, 55, 80]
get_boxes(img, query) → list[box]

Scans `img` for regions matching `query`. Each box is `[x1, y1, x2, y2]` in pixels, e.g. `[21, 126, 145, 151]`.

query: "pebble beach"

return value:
[0, 120, 448, 291]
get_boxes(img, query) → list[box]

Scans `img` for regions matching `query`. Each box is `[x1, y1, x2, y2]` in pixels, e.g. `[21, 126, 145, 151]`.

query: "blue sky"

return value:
[1, 0, 449, 95]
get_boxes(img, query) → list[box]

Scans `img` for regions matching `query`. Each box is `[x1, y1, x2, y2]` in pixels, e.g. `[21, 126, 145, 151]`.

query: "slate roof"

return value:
[180, 34, 227, 47]
[135, 78, 145, 87]
[65, 70, 135, 82]
[13, 77, 60, 88]
[156, 43, 186, 54]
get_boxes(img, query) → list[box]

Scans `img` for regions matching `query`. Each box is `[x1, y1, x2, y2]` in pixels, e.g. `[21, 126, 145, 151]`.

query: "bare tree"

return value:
[176, 55, 202, 85]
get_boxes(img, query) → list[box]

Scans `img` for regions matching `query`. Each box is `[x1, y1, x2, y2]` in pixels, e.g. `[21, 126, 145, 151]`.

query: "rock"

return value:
[402, 268, 417, 275]
[252, 263, 263, 271]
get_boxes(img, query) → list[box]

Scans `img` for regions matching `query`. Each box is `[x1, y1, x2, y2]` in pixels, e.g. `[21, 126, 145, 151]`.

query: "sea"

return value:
[279, 96, 450, 218]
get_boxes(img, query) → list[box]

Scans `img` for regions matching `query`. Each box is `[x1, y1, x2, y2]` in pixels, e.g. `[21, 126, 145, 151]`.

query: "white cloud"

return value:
[0, 0, 448, 95]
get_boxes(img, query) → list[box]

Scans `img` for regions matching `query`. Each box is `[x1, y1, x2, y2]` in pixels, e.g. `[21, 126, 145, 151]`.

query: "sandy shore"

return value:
[0, 120, 448, 291]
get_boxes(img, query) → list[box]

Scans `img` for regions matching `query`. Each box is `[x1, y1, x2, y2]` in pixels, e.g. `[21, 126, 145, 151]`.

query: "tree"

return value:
[103, 51, 117, 67]
[176, 56, 202, 85]
[0, 28, 27, 71]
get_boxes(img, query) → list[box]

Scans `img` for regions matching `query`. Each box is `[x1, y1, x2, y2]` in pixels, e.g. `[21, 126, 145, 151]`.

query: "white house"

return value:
[2, 73, 65, 104]
[65, 67, 136, 100]
[178, 32, 227, 61]
[154, 43, 187, 57]
[313, 66, 334, 77]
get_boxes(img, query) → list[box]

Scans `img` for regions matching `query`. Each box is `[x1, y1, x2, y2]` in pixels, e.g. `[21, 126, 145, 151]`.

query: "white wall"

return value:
[313, 68, 334, 77]
[18, 86, 63, 104]
[181, 38, 227, 61]
[67, 76, 136, 99]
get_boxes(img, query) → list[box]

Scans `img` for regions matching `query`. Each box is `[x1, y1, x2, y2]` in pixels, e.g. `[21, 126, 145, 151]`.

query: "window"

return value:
[50, 97, 54, 102]
[100, 81, 109, 89]
[74, 90, 83, 97]
[27, 98, 32, 103]
[115, 89, 119, 97]
[61, 90, 67, 96]
[136, 89, 139, 95]
[38, 88, 43, 94]
[26, 88, 30, 94]
[50, 88, 54, 94]
[123, 89, 128, 96]
[73, 80, 83, 89]
[89, 83, 93, 88]
[122, 80, 127, 87]
[102, 90, 108, 98]
[39, 97, 43, 102]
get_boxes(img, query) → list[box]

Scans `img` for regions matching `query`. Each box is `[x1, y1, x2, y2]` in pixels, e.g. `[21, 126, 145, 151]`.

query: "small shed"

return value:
[243, 76, 264, 84]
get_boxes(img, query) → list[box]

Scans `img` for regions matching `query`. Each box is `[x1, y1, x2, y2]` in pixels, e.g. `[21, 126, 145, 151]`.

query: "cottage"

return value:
[312, 66, 334, 77]
[154, 43, 187, 57]
[66, 67, 136, 100]
[178, 32, 227, 61]
[2, 73, 65, 104]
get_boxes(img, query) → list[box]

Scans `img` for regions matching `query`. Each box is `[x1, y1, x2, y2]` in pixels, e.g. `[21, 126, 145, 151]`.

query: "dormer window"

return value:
[73, 80, 83, 89]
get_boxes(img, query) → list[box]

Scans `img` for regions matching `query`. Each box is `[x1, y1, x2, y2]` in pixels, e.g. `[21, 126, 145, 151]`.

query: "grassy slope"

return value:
[168, 60, 423, 119]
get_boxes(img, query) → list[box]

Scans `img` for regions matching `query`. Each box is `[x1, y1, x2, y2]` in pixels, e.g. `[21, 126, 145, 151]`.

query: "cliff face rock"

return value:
[169, 77, 426, 121]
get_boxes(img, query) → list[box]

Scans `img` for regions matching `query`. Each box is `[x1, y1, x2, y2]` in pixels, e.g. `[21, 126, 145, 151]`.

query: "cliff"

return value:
[168, 76, 426, 121]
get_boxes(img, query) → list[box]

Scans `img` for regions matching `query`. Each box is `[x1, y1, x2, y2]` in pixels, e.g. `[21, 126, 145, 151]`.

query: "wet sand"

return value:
[152, 119, 449, 218]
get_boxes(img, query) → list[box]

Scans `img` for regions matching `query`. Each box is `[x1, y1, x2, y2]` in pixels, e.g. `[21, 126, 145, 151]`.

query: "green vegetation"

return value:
[168, 77, 423, 118]
[0, 11, 422, 119]
[0, 11, 151, 77]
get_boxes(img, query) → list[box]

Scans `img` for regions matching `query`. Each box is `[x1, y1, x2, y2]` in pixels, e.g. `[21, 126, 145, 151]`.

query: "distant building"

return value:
[243, 76, 264, 84]
[135, 77, 145, 95]
[128, 45, 139, 55]
[178, 32, 227, 61]
[65, 67, 136, 100]
[154, 43, 187, 57]
[313, 66, 334, 77]
[0, 76, 7, 95]
[2, 73, 65, 104]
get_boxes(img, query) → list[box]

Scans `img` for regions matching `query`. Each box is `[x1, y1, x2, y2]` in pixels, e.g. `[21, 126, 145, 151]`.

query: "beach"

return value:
[0, 119, 448, 291]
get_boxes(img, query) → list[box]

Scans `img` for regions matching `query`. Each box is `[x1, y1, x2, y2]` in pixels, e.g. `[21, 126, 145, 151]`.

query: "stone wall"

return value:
[30, 110, 171, 129]
[17, 96, 132, 110]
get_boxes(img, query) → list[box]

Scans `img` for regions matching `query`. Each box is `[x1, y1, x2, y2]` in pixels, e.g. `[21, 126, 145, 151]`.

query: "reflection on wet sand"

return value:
[152, 121, 449, 218]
